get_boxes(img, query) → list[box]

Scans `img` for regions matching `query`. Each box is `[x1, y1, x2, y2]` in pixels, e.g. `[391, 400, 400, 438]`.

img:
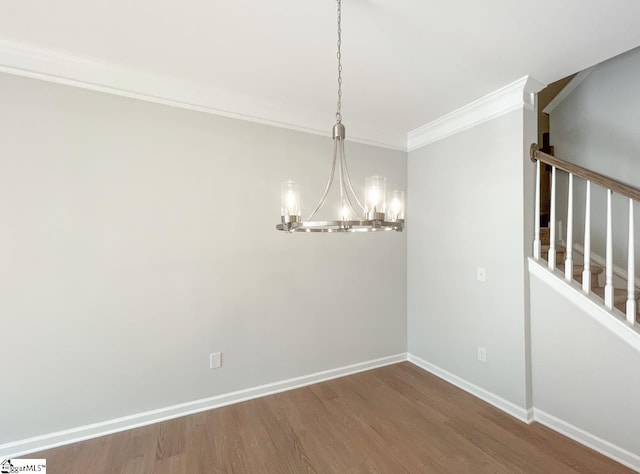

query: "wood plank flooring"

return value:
[32, 362, 631, 473]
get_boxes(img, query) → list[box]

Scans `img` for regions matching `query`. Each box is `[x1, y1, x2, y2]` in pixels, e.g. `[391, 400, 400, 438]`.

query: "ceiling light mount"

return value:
[276, 0, 405, 233]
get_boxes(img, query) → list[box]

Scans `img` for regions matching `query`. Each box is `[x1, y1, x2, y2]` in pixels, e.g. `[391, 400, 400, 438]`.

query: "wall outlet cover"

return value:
[210, 352, 222, 369]
[477, 346, 487, 362]
[477, 267, 487, 282]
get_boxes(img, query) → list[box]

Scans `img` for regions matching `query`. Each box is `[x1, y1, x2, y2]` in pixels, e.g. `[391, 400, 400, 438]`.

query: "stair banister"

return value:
[530, 144, 640, 326]
[530, 144, 640, 201]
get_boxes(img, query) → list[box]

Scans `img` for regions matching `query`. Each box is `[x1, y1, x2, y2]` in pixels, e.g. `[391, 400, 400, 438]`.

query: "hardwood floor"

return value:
[33, 362, 631, 473]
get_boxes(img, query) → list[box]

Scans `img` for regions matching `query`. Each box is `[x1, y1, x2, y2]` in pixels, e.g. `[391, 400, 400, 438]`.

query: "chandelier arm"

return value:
[337, 140, 346, 213]
[342, 178, 361, 219]
[339, 139, 365, 213]
[307, 139, 339, 220]
[338, 143, 363, 219]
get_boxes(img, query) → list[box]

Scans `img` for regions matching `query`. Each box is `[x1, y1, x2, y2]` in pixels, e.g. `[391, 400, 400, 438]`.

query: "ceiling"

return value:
[1, 0, 640, 149]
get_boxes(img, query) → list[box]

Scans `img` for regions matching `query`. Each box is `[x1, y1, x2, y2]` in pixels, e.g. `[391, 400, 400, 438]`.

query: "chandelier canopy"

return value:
[276, 0, 405, 233]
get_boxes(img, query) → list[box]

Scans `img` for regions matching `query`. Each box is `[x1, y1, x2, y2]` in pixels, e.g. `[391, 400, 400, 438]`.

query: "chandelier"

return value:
[276, 0, 405, 233]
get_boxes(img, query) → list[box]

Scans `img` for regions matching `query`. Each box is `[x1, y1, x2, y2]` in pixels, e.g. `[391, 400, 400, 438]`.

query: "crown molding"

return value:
[0, 39, 407, 151]
[0, 39, 554, 154]
[542, 67, 594, 114]
[407, 76, 546, 152]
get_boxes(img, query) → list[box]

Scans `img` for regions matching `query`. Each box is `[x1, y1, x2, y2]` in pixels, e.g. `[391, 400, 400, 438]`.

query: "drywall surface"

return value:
[0, 72, 407, 443]
[407, 110, 530, 408]
[530, 272, 640, 457]
[551, 46, 640, 276]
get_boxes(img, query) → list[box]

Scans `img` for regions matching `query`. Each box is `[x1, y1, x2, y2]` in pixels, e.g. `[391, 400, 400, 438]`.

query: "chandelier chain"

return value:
[336, 0, 343, 124]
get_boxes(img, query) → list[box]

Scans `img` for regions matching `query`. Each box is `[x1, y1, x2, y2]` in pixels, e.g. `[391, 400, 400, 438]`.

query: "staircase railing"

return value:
[530, 144, 640, 325]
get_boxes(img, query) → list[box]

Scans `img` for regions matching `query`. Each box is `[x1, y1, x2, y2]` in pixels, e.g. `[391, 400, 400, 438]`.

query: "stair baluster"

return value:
[533, 160, 541, 260]
[627, 198, 636, 325]
[548, 165, 557, 269]
[582, 181, 592, 293]
[604, 189, 614, 309]
[565, 173, 574, 281]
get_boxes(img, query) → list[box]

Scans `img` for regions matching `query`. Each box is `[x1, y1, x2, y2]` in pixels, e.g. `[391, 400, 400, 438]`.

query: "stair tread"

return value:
[592, 286, 634, 295]
[542, 244, 565, 251]
[537, 238, 639, 319]
[591, 287, 640, 317]
[574, 273, 601, 289]
[573, 264, 604, 276]
[592, 287, 639, 302]
[540, 227, 550, 246]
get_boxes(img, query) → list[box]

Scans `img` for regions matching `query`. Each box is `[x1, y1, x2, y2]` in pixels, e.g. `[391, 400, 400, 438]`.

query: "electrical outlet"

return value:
[477, 346, 487, 363]
[210, 352, 222, 369]
[477, 267, 486, 282]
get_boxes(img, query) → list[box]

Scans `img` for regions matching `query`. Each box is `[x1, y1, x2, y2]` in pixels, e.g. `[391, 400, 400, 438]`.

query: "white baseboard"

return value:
[407, 354, 640, 469]
[6, 352, 637, 471]
[533, 409, 640, 472]
[0, 353, 407, 459]
[407, 354, 533, 424]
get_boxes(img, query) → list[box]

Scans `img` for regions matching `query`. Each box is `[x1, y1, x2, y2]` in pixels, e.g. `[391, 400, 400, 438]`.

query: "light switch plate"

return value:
[477, 267, 486, 282]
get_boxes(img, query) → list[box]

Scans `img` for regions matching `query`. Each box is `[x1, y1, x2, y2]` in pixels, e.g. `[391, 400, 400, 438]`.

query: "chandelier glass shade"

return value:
[276, 0, 405, 233]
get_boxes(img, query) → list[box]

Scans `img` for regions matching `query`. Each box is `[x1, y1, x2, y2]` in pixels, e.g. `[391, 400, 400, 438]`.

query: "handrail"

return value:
[530, 144, 640, 202]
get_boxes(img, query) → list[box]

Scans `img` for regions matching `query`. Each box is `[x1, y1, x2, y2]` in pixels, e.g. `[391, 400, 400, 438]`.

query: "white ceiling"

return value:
[1, 0, 640, 149]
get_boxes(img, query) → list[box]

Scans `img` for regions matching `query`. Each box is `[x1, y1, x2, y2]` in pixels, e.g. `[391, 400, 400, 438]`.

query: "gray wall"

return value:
[551, 46, 640, 276]
[0, 72, 407, 444]
[530, 273, 640, 456]
[407, 110, 533, 408]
